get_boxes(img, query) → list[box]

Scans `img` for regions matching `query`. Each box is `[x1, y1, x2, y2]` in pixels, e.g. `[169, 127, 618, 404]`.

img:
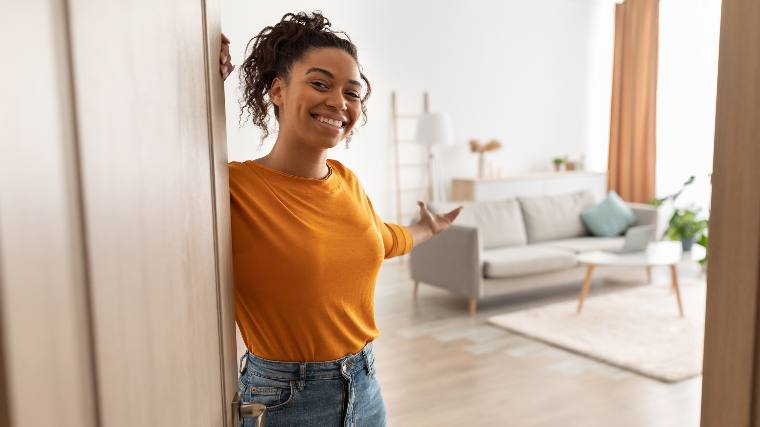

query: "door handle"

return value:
[232, 391, 267, 426]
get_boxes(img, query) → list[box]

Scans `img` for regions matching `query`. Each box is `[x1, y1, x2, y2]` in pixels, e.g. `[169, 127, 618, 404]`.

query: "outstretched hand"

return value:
[220, 33, 235, 81]
[416, 200, 463, 235]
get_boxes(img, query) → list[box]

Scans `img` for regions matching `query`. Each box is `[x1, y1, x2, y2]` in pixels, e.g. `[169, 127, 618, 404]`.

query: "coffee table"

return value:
[575, 241, 686, 317]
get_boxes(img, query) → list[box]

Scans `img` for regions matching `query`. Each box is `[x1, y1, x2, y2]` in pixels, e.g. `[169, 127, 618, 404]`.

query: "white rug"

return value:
[487, 279, 706, 382]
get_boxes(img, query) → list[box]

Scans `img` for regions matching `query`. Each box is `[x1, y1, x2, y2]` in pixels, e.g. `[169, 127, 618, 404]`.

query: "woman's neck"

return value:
[255, 138, 330, 180]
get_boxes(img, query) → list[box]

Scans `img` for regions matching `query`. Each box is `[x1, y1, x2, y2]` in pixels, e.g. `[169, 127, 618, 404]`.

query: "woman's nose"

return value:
[325, 89, 347, 111]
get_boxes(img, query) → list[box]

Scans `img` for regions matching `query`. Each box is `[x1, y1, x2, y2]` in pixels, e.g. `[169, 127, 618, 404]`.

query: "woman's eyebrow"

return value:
[305, 67, 363, 89]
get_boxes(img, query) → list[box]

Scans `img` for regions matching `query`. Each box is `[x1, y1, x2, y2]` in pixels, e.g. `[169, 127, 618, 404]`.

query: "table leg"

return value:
[670, 264, 684, 317]
[646, 266, 652, 283]
[577, 265, 596, 314]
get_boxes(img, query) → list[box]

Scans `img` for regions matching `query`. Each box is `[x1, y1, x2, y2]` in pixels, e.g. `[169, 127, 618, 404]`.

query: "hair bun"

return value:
[288, 11, 331, 32]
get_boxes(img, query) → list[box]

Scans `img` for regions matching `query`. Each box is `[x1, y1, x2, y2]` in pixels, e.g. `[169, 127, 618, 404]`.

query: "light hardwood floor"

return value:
[373, 258, 704, 427]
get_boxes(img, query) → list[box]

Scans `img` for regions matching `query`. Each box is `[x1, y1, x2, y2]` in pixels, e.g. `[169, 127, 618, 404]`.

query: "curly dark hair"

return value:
[238, 11, 372, 143]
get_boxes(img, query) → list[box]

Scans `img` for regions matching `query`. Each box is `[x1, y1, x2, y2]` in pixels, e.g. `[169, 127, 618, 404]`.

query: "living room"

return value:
[7, 0, 760, 426]
[219, 0, 720, 425]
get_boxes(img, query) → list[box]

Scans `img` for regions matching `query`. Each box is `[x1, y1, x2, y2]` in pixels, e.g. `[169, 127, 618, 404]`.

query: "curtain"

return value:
[607, 0, 659, 203]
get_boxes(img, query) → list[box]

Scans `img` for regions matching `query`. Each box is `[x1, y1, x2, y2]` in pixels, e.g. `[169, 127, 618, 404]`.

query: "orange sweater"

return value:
[228, 158, 413, 362]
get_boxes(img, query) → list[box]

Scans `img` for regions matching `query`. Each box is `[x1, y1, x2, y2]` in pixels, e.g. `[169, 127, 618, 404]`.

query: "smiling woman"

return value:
[220, 11, 462, 427]
[238, 12, 371, 149]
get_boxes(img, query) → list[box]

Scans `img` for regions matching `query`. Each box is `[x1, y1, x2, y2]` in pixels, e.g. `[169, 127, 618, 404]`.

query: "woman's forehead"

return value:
[295, 48, 361, 83]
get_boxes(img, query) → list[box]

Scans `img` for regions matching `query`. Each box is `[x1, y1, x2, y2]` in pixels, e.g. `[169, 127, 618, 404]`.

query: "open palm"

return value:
[416, 200, 463, 235]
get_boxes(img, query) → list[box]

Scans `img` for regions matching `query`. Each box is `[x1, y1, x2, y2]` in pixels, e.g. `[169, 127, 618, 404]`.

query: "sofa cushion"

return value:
[580, 190, 637, 237]
[429, 199, 527, 249]
[534, 236, 626, 253]
[482, 246, 577, 278]
[518, 190, 596, 243]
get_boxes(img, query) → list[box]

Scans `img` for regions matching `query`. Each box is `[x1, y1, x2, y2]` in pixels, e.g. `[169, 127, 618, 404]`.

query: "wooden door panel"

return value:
[0, 1, 97, 426]
[66, 0, 227, 425]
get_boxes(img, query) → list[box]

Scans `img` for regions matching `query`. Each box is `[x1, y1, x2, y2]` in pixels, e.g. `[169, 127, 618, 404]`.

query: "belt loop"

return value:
[239, 351, 248, 375]
[298, 363, 306, 391]
[361, 345, 375, 378]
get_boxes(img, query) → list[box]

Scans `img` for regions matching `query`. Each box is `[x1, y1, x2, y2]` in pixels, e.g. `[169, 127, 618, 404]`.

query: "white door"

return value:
[0, 1, 237, 426]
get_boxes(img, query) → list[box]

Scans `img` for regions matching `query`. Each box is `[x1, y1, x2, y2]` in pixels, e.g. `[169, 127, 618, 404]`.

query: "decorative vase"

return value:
[681, 237, 696, 252]
[478, 153, 486, 179]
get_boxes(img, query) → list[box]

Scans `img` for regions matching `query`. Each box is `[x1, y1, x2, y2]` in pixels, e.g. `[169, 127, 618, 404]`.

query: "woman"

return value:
[219, 11, 462, 427]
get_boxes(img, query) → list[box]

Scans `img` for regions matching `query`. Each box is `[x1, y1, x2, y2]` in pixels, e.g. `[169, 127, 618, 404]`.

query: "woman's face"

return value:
[269, 47, 363, 150]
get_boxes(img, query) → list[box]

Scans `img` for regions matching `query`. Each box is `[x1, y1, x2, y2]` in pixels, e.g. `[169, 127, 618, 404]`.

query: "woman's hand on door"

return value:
[220, 33, 235, 81]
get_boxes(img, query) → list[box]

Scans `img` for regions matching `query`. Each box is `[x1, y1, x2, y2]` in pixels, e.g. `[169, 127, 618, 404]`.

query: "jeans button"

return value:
[341, 364, 347, 373]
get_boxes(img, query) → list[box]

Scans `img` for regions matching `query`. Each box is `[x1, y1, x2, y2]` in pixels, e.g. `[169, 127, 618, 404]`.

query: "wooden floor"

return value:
[373, 258, 704, 427]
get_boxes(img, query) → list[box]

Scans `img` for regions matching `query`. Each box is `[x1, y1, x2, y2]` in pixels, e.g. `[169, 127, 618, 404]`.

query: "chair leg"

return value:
[413, 281, 419, 301]
[468, 298, 477, 316]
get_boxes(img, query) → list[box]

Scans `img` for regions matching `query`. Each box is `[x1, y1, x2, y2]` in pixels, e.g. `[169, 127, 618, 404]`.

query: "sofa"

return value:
[409, 190, 658, 315]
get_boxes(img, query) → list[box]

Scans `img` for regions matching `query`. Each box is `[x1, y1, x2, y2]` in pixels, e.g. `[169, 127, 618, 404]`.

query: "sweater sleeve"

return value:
[365, 194, 414, 259]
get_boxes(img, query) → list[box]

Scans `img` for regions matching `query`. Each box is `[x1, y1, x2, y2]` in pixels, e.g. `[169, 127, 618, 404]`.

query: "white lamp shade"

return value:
[415, 113, 454, 146]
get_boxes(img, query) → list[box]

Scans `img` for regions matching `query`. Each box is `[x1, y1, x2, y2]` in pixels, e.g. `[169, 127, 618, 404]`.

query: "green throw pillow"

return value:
[580, 190, 637, 237]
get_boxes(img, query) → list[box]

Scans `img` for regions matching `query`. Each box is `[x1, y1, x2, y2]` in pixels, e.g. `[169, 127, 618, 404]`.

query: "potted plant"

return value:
[552, 156, 565, 172]
[648, 174, 712, 261]
[664, 207, 708, 252]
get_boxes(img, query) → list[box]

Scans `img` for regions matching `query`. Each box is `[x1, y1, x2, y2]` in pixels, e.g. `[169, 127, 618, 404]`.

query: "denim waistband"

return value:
[239, 340, 376, 381]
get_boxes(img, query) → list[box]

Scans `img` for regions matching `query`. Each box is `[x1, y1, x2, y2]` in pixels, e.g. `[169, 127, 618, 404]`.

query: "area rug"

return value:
[487, 279, 706, 382]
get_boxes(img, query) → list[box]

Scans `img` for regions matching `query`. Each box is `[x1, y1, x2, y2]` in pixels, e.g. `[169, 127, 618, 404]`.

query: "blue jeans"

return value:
[238, 340, 386, 427]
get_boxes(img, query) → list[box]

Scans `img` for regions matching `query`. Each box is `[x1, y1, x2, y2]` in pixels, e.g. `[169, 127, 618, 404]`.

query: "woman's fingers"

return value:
[222, 63, 235, 80]
[219, 33, 234, 80]
[220, 44, 230, 64]
[445, 206, 463, 222]
[221, 43, 231, 63]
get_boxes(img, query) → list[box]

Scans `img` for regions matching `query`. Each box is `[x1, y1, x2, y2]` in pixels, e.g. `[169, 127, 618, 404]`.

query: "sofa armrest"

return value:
[409, 224, 483, 299]
[626, 202, 658, 227]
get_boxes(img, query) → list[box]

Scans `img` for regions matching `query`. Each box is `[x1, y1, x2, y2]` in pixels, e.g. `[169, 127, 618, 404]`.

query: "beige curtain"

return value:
[607, 0, 659, 203]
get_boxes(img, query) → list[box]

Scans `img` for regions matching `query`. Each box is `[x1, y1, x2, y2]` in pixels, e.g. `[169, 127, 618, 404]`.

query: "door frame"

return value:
[200, 0, 239, 424]
[700, 0, 760, 425]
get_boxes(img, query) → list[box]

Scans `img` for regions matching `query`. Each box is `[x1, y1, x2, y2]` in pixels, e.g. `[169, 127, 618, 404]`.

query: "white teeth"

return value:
[316, 115, 343, 128]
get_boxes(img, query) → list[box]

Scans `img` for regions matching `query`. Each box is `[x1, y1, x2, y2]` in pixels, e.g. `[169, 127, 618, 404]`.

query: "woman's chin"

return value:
[322, 137, 345, 148]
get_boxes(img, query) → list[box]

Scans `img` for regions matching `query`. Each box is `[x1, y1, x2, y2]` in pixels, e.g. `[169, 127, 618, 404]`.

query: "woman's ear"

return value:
[269, 77, 284, 108]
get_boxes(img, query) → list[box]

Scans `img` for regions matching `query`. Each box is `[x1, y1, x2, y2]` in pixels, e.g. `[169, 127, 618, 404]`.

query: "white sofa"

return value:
[409, 190, 658, 315]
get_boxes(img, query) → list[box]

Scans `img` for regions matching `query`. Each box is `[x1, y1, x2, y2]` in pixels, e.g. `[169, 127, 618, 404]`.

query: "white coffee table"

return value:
[575, 241, 687, 317]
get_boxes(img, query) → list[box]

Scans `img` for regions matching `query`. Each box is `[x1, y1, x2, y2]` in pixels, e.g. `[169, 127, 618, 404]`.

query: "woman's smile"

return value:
[311, 113, 347, 135]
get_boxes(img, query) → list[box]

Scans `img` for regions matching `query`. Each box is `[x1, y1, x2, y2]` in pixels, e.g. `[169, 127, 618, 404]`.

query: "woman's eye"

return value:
[347, 92, 361, 99]
[311, 82, 328, 90]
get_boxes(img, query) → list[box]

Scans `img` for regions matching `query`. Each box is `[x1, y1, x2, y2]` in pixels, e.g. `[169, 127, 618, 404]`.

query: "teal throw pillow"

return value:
[580, 190, 637, 237]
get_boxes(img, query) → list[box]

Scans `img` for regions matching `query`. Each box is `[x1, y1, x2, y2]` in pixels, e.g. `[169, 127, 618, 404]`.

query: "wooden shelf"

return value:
[452, 171, 607, 202]
[452, 171, 605, 183]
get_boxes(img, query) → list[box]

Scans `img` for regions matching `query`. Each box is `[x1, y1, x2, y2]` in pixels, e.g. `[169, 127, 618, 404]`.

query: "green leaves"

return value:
[664, 208, 708, 240]
[696, 232, 708, 267]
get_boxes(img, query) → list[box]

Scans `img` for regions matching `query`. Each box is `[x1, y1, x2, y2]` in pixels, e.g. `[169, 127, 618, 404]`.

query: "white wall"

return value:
[222, 0, 614, 219]
[585, 0, 616, 173]
[656, 0, 721, 220]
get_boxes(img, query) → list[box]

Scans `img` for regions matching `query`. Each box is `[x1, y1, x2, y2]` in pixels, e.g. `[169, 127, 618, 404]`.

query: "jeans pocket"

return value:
[247, 373, 295, 412]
